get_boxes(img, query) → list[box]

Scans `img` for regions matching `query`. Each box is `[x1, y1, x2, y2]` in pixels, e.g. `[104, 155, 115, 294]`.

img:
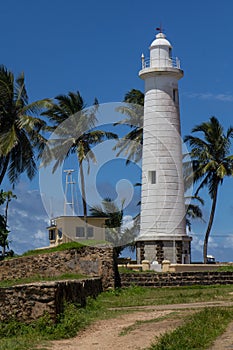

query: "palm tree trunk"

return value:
[0, 155, 9, 185]
[79, 160, 88, 238]
[203, 184, 218, 263]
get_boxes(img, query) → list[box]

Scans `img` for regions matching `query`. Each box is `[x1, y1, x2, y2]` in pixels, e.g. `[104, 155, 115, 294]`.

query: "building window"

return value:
[149, 171, 156, 184]
[58, 228, 62, 238]
[173, 89, 178, 102]
[87, 227, 94, 238]
[76, 227, 85, 238]
[169, 48, 172, 58]
[49, 229, 55, 241]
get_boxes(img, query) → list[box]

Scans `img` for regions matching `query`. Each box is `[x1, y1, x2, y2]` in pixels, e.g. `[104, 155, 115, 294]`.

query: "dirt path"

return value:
[208, 321, 233, 350]
[47, 309, 182, 350]
[47, 301, 233, 350]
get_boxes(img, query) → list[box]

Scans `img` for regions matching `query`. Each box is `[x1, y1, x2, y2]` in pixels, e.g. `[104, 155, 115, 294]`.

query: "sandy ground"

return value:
[208, 321, 233, 350]
[46, 310, 182, 350]
[45, 301, 233, 350]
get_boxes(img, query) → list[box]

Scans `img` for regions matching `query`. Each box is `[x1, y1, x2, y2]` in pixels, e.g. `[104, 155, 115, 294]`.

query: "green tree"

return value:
[43, 91, 118, 236]
[113, 89, 144, 164]
[0, 65, 51, 186]
[185, 196, 204, 232]
[90, 197, 137, 257]
[184, 116, 233, 263]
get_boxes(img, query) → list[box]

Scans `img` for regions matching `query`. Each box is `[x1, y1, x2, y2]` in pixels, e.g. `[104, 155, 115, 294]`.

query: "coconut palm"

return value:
[90, 197, 137, 256]
[0, 65, 51, 185]
[184, 116, 233, 263]
[185, 196, 204, 232]
[42, 91, 118, 235]
[113, 89, 144, 164]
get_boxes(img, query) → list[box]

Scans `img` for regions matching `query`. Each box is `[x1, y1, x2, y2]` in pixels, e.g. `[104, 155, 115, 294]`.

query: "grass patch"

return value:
[0, 273, 88, 288]
[21, 242, 85, 257]
[20, 241, 112, 258]
[0, 285, 233, 350]
[0, 303, 91, 350]
[147, 307, 233, 350]
[118, 267, 157, 274]
[98, 284, 233, 309]
[119, 312, 179, 336]
[217, 265, 233, 272]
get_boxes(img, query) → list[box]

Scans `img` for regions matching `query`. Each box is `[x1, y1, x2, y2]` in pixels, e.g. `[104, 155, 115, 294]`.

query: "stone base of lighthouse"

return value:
[136, 236, 192, 265]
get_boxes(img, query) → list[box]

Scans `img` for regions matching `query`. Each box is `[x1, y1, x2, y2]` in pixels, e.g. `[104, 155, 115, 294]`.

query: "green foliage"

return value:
[90, 197, 137, 256]
[42, 92, 117, 221]
[148, 307, 233, 350]
[0, 65, 51, 185]
[113, 89, 144, 164]
[184, 116, 233, 262]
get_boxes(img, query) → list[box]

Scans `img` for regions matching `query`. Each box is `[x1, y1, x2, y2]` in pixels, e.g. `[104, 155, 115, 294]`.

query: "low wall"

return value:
[120, 271, 233, 287]
[162, 262, 220, 273]
[0, 246, 117, 290]
[0, 278, 102, 322]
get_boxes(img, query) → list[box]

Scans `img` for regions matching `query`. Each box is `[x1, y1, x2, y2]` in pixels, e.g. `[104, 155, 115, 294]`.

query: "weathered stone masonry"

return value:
[0, 245, 116, 290]
[120, 271, 233, 287]
[0, 246, 117, 322]
[0, 278, 102, 322]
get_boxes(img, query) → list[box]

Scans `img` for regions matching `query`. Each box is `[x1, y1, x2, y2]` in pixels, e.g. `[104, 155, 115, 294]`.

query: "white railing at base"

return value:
[142, 57, 181, 69]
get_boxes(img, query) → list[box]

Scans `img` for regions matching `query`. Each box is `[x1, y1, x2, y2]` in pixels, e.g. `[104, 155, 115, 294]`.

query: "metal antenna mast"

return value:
[64, 169, 75, 216]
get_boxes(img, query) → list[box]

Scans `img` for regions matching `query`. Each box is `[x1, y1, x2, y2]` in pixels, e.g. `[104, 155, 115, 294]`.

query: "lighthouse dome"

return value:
[150, 32, 172, 49]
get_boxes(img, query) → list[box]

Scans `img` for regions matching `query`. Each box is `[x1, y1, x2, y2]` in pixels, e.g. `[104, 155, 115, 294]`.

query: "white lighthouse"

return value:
[136, 31, 192, 264]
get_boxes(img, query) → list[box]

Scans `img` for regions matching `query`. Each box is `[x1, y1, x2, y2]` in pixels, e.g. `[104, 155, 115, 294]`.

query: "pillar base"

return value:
[136, 236, 192, 264]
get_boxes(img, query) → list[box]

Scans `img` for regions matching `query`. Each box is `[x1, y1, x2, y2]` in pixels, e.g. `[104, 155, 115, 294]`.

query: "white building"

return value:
[47, 216, 107, 247]
[136, 31, 192, 264]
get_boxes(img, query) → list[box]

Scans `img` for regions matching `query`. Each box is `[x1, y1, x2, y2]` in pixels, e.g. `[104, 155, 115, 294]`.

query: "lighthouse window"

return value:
[173, 89, 178, 102]
[169, 48, 172, 58]
[149, 171, 156, 184]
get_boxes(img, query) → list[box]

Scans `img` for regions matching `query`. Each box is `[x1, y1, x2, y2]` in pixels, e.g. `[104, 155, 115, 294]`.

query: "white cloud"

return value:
[223, 235, 233, 249]
[5, 185, 50, 254]
[190, 231, 203, 253]
[184, 92, 233, 102]
[122, 215, 134, 230]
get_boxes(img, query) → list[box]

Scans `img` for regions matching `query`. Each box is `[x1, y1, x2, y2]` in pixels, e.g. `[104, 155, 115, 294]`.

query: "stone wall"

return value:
[0, 278, 102, 322]
[0, 246, 117, 290]
[120, 271, 233, 287]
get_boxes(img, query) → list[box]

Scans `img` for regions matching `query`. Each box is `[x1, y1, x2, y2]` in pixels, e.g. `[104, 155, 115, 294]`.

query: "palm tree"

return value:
[42, 91, 118, 235]
[0, 65, 51, 185]
[113, 89, 144, 164]
[90, 197, 137, 257]
[185, 195, 204, 232]
[184, 116, 233, 263]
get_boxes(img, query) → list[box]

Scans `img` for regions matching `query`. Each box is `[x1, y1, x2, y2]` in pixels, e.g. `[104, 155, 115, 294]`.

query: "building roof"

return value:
[150, 32, 172, 48]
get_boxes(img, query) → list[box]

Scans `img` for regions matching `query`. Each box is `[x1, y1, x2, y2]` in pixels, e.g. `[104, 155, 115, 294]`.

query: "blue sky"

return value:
[1, 0, 233, 261]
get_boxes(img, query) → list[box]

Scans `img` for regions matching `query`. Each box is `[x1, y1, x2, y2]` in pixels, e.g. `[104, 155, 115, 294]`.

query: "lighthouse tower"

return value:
[136, 31, 191, 264]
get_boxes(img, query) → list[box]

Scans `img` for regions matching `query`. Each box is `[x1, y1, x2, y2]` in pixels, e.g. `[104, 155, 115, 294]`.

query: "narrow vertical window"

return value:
[169, 48, 172, 58]
[58, 228, 62, 238]
[173, 89, 176, 102]
[149, 171, 156, 184]
[87, 227, 94, 238]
